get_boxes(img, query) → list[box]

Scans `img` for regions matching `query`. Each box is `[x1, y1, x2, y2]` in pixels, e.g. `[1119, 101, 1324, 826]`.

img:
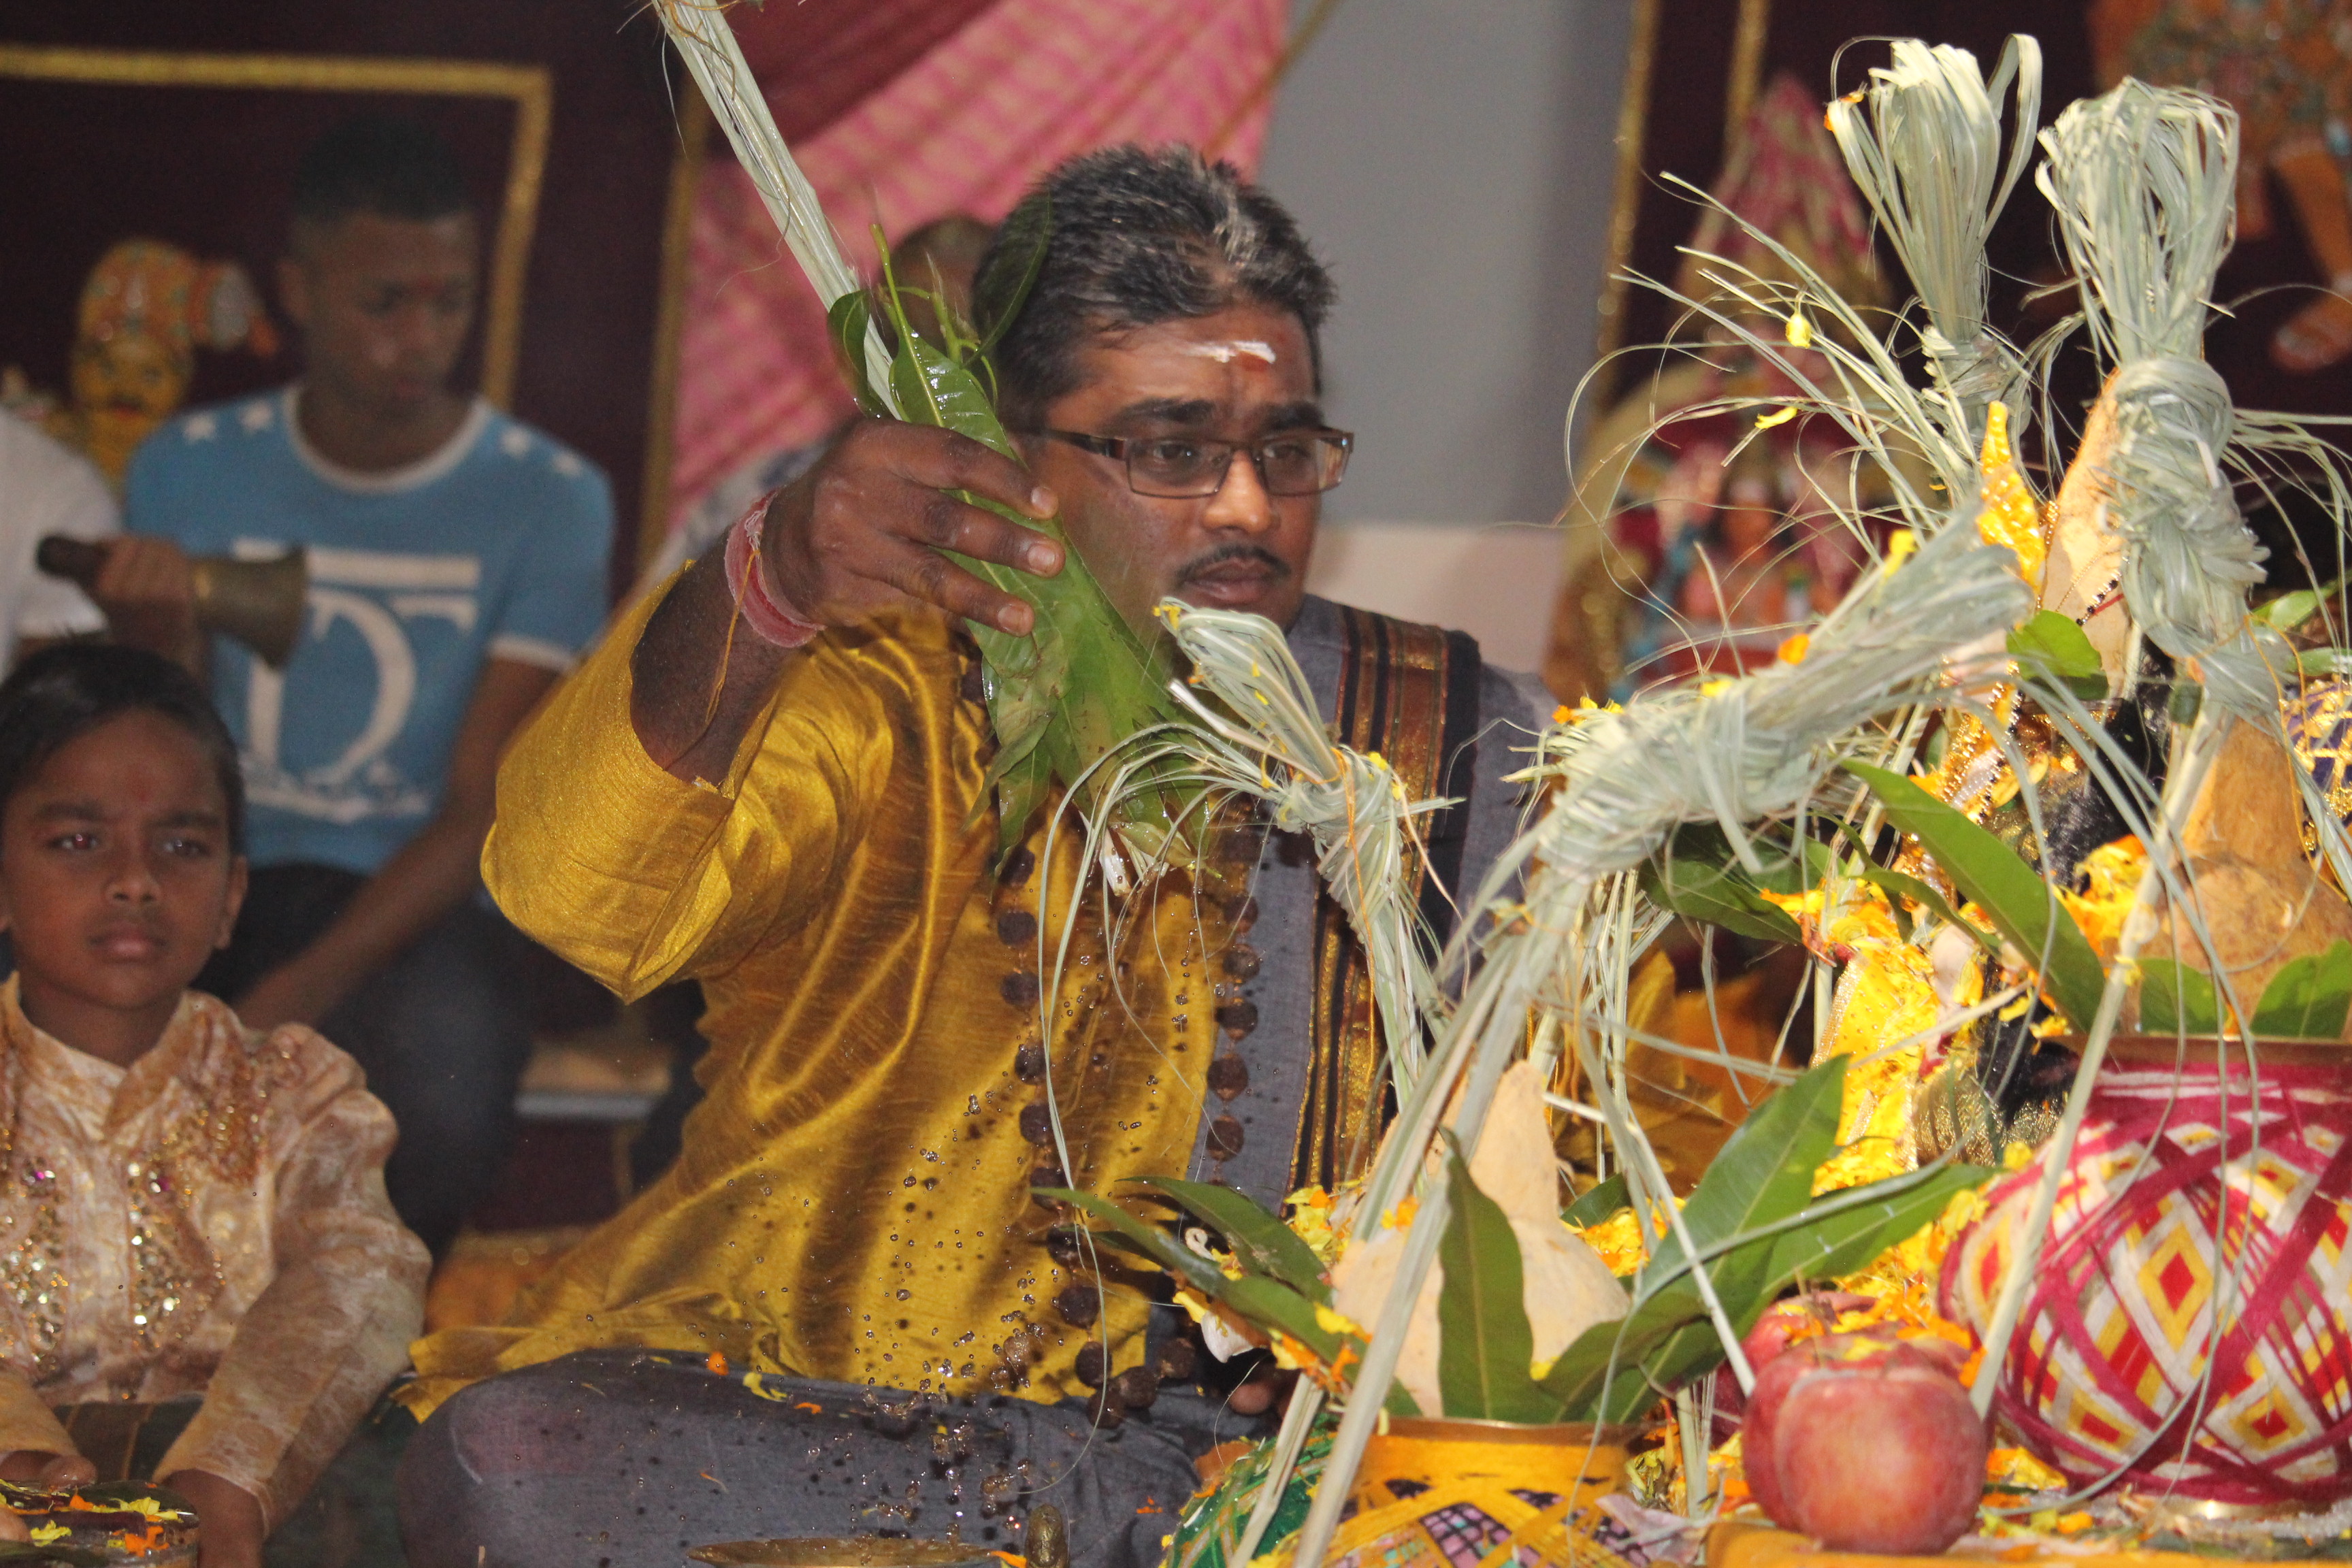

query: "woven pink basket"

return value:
[1942, 1042, 2352, 1507]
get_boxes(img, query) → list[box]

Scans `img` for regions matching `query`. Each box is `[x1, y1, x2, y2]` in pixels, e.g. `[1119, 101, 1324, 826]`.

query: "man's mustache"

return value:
[1175, 544, 1293, 585]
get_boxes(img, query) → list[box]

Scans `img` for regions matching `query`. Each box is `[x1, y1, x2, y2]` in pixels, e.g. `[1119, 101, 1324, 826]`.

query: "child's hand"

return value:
[0, 1450, 97, 1488]
[0, 1452, 97, 1542]
[161, 1469, 263, 1568]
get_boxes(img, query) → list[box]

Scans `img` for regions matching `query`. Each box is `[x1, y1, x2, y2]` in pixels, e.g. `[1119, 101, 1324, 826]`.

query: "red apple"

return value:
[1737, 1337, 1819, 1520]
[1745, 1294, 1878, 1374]
[1718, 1293, 1879, 1440]
[1771, 1343, 1989, 1554]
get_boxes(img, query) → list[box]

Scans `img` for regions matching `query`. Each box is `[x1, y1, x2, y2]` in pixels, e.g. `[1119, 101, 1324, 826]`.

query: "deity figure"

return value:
[10, 240, 278, 489]
[1546, 74, 1893, 702]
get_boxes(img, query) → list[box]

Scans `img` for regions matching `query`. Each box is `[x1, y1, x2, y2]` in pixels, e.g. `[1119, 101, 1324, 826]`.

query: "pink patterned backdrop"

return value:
[671, 0, 1290, 534]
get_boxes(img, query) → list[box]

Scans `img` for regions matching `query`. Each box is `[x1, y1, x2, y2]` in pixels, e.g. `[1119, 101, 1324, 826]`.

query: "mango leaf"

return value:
[2137, 957, 2221, 1036]
[1842, 761, 2108, 1029]
[969, 193, 1051, 355]
[1529, 1063, 1991, 1424]
[1598, 1059, 1850, 1418]
[1601, 1160, 1997, 1419]
[1046, 1188, 1225, 1292]
[881, 325, 1198, 855]
[1761, 1161, 1997, 1284]
[827, 293, 888, 418]
[1642, 1057, 1845, 1289]
[1072, 1228, 1168, 1267]
[2255, 571, 2345, 635]
[1535, 1156, 1998, 1423]
[1563, 1172, 1633, 1228]
[1536, 1274, 1712, 1423]
[1637, 842, 1801, 945]
[1743, 829, 1837, 898]
[1434, 1139, 1555, 1422]
[2251, 938, 2352, 1041]
[1045, 1188, 1345, 1367]
[1129, 1177, 1330, 1300]
[2007, 610, 2108, 700]
[2258, 587, 2322, 632]
[1215, 1274, 1348, 1365]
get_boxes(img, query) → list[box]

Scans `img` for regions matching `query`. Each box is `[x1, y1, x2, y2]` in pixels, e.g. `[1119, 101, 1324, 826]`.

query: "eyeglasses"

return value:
[1034, 427, 1354, 498]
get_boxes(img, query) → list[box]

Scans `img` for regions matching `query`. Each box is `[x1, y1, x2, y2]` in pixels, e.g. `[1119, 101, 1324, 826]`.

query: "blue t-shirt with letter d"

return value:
[126, 387, 612, 875]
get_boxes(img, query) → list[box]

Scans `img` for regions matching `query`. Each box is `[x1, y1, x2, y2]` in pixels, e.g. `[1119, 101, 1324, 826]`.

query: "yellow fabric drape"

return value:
[407, 584, 1233, 1416]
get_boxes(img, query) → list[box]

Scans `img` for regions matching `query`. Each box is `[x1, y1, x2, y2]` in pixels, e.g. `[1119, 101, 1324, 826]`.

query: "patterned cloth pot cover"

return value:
[1941, 1043, 2352, 1507]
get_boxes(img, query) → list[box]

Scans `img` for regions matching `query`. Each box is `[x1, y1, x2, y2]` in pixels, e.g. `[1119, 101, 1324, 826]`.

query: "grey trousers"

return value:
[396, 1350, 1264, 1568]
[50, 1394, 414, 1568]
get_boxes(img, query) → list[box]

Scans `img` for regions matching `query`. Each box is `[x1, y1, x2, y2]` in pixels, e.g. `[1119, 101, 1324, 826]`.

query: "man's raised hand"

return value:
[762, 421, 1062, 636]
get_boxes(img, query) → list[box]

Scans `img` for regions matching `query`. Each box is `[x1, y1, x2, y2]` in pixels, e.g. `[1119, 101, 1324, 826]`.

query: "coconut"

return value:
[1328, 1062, 1627, 1416]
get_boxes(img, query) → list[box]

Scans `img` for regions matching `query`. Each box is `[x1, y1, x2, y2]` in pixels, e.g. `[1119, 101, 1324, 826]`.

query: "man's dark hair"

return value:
[0, 644, 245, 857]
[975, 146, 1336, 429]
[292, 114, 472, 233]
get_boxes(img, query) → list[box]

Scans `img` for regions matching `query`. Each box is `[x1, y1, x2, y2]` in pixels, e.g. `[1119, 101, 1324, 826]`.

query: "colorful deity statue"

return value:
[1546, 73, 1897, 704]
[14, 239, 278, 489]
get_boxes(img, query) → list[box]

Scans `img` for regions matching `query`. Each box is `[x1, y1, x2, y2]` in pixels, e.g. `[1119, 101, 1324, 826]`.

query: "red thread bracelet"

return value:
[723, 492, 824, 649]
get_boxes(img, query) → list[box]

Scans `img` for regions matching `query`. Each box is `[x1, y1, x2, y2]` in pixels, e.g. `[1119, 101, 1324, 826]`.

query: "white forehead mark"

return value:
[1181, 340, 1278, 365]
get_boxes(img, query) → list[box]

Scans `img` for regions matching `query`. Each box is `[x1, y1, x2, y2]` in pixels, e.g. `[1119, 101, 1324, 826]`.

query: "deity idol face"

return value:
[0, 713, 246, 1054]
[71, 331, 189, 423]
[70, 332, 190, 479]
[280, 209, 478, 422]
[1026, 302, 1323, 633]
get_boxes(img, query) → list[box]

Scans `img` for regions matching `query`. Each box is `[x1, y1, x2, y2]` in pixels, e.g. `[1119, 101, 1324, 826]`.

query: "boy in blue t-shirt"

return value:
[107, 116, 612, 1256]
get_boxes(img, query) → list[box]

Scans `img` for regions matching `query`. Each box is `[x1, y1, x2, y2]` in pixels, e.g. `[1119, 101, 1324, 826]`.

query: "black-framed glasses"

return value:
[1034, 427, 1354, 498]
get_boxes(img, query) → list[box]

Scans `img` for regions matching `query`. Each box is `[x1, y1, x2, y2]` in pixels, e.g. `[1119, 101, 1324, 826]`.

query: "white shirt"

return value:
[0, 414, 116, 656]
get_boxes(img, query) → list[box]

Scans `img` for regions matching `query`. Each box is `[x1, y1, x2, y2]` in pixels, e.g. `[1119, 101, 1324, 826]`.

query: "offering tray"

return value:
[689, 1537, 999, 1568]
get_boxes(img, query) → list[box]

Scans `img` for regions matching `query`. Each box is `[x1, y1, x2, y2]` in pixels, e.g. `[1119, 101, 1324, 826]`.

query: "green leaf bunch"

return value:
[1639, 818, 1987, 950]
[2006, 610, 2108, 702]
[2139, 938, 2352, 1040]
[1535, 1057, 1994, 1424]
[1841, 761, 2109, 1028]
[1054, 1058, 1991, 1425]
[835, 212, 1202, 858]
[1041, 1177, 1358, 1383]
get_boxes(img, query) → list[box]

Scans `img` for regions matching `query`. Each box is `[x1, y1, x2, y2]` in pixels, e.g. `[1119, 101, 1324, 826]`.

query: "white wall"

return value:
[1305, 520, 1563, 674]
[1257, 0, 1634, 527]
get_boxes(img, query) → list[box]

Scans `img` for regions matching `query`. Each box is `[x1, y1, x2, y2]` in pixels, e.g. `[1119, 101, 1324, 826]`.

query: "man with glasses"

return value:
[396, 146, 1546, 1568]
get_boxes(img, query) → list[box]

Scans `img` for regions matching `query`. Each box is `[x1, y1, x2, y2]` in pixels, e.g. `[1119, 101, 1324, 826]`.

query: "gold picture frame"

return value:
[637, 91, 713, 571]
[1590, 0, 1772, 406]
[0, 44, 552, 408]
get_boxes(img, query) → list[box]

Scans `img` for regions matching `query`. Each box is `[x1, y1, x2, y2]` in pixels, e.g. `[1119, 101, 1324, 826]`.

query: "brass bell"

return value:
[36, 535, 309, 669]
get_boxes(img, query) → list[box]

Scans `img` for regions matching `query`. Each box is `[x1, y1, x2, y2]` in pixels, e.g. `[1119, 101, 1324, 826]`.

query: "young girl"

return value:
[0, 644, 427, 1567]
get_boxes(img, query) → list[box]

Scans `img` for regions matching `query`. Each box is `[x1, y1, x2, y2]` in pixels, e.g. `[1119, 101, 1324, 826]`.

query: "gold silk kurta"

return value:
[408, 584, 1235, 1415]
[0, 981, 427, 1529]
